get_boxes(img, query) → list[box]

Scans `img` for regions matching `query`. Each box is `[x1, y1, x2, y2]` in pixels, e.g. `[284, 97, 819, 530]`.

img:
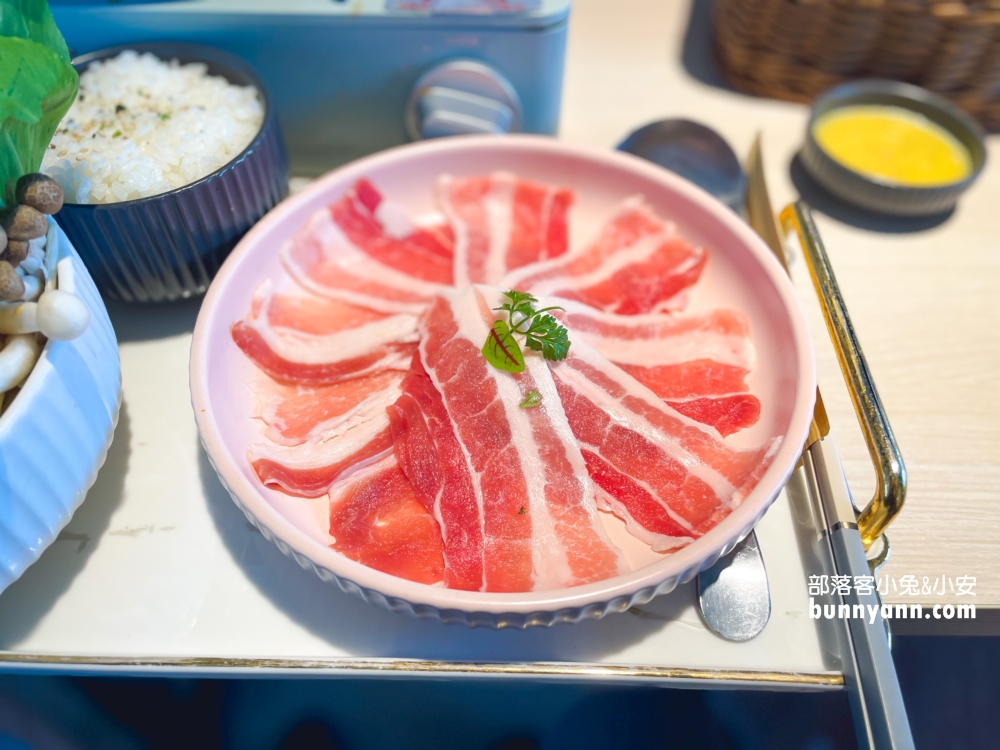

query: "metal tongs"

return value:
[746, 136, 914, 750]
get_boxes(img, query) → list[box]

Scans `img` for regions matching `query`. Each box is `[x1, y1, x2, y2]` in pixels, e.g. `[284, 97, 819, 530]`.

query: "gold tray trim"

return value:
[0, 653, 844, 686]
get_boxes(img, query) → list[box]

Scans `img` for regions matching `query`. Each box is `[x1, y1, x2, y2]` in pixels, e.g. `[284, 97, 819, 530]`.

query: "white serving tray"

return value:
[0, 300, 850, 688]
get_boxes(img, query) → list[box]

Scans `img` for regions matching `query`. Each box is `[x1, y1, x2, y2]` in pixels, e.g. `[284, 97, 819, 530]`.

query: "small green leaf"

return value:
[524, 314, 571, 361]
[482, 319, 524, 373]
[0, 36, 79, 204]
[511, 301, 534, 319]
[519, 391, 542, 408]
[500, 290, 537, 308]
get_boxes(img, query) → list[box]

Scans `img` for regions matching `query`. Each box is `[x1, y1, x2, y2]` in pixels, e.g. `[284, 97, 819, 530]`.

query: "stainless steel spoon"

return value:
[617, 120, 771, 641]
[696, 531, 771, 641]
[617, 119, 746, 213]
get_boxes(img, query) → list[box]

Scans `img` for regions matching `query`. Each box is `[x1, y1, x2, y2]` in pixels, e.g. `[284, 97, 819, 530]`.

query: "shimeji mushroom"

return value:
[0, 261, 24, 301]
[0, 334, 42, 393]
[0, 290, 90, 341]
[0, 204, 47, 242]
[15, 174, 64, 216]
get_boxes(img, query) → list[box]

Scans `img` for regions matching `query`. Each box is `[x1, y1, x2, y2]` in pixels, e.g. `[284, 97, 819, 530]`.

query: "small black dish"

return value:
[801, 80, 986, 218]
[55, 42, 289, 303]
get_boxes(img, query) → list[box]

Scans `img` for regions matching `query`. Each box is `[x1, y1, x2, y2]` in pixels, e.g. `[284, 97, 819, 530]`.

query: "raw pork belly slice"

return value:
[411, 288, 626, 592]
[387, 353, 484, 591]
[282, 180, 453, 314]
[502, 197, 707, 315]
[232, 284, 419, 385]
[561, 303, 754, 369]
[551, 341, 779, 551]
[251, 369, 404, 446]
[438, 173, 573, 287]
[229, 171, 777, 588]
[561, 302, 761, 436]
[333, 178, 453, 283]
[329, 455, 445, 585]
[249, 415, 394, 498]
[649, 391, 759, 438]
[256, 286, 389, 336]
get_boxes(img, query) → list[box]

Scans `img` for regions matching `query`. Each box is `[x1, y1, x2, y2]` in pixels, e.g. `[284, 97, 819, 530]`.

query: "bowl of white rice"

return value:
[46, 43, 288, 302]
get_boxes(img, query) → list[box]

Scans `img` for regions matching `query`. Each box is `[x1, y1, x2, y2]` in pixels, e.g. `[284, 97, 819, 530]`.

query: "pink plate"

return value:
[190, 135, 816, 628]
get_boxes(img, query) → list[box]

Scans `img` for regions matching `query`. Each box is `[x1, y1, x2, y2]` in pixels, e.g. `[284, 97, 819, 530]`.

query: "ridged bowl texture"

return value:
[55, 42, 289, 303]
[0, 221, 122, 593]
[802, 80, 987, 217]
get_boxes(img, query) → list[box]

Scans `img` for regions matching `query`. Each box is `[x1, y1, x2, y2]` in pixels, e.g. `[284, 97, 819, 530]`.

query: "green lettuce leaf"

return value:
[0, 0, 71, 61]
[0, 33, 78, 204]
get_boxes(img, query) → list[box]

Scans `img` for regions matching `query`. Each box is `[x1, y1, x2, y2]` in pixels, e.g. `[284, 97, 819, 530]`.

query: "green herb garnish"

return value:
[481, 290, 570, 373]
[158, 112, 170, 121]
[482, 318, 524, 373]
[519, 390, 542, 408]
[0, 0, 79, 205]
[112, 130, 121, 138]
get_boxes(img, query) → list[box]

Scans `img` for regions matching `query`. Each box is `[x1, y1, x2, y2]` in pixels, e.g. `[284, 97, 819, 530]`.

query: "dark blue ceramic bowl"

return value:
[56, 42, 289, 302]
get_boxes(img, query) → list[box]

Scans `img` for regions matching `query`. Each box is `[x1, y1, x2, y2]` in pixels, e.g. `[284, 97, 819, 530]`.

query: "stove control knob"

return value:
[406, 60, 522, 140]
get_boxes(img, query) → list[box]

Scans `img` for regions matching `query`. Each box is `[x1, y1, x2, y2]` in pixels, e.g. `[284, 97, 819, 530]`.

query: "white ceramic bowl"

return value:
[0, 221, 122, 593]
[191, 135, 816, 628]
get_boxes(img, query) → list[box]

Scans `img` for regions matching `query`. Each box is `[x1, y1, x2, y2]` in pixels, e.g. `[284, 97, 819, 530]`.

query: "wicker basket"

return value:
[714, 0, 1000, 130]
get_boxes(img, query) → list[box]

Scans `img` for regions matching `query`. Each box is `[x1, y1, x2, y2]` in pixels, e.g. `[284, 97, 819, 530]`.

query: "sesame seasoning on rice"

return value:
[42, 50, 264, 205]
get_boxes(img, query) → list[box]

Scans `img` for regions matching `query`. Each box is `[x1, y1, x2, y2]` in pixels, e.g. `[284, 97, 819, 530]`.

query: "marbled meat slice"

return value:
[258, 287, 388, 335]
[282, 180, 452, 314]
[550, 339, 779, 551]
[502, 197, 706, 315]
[249, 415, 393, 498]
[250, 369, 404, 447]
[333, 178, 453, 283]
[438, 172, 573, 287]
[560, 302, 761, 436]
[231, 283, 419, 385]
[387, 353, 484, 591]
[648, 392, 760, 439]
[412, 287, 626, 592]
[329, 455, 445, 585]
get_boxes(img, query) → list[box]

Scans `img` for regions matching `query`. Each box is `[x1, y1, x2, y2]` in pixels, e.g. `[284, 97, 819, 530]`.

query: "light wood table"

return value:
[560, 0, 999, 624]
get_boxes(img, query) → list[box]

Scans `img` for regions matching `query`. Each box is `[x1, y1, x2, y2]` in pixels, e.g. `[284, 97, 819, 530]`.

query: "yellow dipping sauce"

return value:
[813, 105, 973, 187]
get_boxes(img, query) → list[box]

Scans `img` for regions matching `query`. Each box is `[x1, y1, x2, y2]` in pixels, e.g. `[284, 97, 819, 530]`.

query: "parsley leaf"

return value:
[481, 290, 571, 373]
[522, 313, 571, 361]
